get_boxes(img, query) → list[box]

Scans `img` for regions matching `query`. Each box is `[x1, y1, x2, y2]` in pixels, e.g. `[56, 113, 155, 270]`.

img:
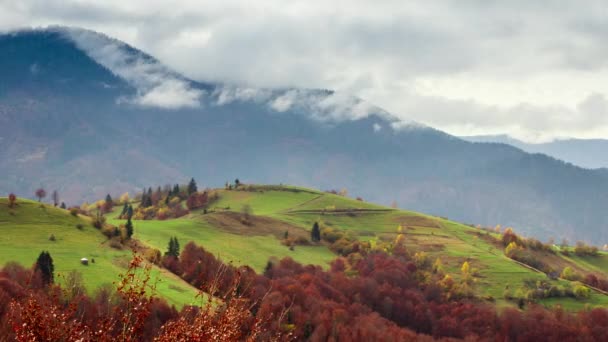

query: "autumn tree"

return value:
[35, 188, 46, 202]
[51, 190, 59, 207]
[35, 251, 54, 286]
[119, 192, 130, 204]
[188, 178, 198, 195]
[8, 193, 16, 208]
[311, 222, 321, 242]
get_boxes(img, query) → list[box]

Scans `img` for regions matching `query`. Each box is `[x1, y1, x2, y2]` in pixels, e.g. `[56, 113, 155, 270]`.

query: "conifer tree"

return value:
[60, 202, 66, 209]
[105, 194, 113, 206]
[173, 184, 180, 196]
[126, 218, 134, 239]
[165, 237, 180, 257]
[311, 222, 321, 242]
[121, 202, 128, 216]
[127, 204, 134, 220]
[35, 251, 54, 286]
[188, 178, 198, 195]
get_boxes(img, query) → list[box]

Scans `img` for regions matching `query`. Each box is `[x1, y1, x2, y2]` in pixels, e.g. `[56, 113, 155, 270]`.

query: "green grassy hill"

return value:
[111, 185, 608, 310]
[0, 198, 200, 308]
[3, 185, 608, 311]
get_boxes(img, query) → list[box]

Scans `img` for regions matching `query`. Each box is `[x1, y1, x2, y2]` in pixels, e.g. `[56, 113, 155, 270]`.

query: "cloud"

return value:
[2, 1, 608, 139]
[64, 27, 203, 109]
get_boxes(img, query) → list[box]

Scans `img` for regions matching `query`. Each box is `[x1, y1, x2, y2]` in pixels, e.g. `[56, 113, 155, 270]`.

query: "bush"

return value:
[48, 234, 56, 242]
[573, 283, 591, 299]
[109, 237, 123, 249]
[75, 223, 84, 230]
[69, 208, 79, 216]
[144, 248, 162, 265]
[92, 213, 106, 229]
[561, 267, 581, 281]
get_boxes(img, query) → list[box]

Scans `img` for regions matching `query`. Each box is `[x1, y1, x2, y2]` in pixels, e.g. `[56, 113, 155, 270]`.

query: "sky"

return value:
[2, 0, 608, 142]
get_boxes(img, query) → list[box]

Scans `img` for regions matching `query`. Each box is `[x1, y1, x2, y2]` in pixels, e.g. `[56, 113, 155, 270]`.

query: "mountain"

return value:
[462, 135, 608, 170]
[1, 27, 608, 244]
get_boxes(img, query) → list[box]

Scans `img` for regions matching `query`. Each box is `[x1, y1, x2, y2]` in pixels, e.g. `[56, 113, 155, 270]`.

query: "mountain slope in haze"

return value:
[462, 135, 608, 170]
[1, 27, 608, 245]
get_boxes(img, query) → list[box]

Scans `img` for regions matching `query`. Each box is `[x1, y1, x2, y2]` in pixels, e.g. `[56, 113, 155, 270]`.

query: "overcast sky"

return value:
[2, 0, 608, 142]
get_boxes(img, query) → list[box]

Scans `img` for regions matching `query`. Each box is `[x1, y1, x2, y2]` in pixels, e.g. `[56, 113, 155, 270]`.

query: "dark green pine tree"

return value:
[311, 222, 321, 242]
[121, 202, 128, 216]
[125, 218, 134, 239]
[165, 237, 180, 257]
[105, 194, 113, 205]
[127, 205, 134, 220]
[35, 251, 54, 286]
[190, 179, 197, 194]
[188, 178, 198, 195]
[60, 202, 66, 209]
[173, 184, 180, 196]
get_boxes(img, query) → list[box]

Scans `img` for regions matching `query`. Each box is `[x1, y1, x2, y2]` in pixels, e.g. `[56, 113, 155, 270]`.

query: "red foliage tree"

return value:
[34, 188, 46, 202]
[8, 193, 16, 208]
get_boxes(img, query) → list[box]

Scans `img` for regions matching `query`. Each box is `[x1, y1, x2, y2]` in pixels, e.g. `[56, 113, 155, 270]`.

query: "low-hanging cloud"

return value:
[3, 1, 608, 140]
[65, 28, 203, 110]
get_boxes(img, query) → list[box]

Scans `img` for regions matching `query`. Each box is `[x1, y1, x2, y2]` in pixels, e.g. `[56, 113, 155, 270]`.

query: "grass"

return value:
[0, 198, 200, 308]
[107, 213, 336, 273]
[4, 184, 608, 311]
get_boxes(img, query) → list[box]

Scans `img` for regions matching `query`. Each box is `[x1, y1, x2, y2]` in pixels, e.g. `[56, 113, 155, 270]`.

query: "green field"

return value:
[0, 198, 200, 308]
[3, 184, 608, 310]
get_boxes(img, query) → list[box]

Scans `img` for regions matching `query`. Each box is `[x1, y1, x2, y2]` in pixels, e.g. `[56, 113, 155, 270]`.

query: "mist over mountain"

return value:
[462, 135, 608, 170]
[1, 27, 608, 245]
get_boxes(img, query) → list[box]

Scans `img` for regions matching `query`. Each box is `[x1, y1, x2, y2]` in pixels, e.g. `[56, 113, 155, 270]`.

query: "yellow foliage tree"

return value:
[119, 192, 130, 204]
[461, 261, 470, 275]
[504, 241, 520, 257]
[433, 258, 443, 274]
[397, 224, 403, 234]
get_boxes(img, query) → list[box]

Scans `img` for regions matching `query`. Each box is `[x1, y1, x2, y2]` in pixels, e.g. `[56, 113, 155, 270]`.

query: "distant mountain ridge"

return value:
[462, 134, 608, 170]
[1, 27, 607, 244]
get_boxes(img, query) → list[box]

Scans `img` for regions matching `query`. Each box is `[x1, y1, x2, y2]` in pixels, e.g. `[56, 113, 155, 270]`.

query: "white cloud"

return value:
[2, 1, 608, 139]
[64, 27, 203, 109]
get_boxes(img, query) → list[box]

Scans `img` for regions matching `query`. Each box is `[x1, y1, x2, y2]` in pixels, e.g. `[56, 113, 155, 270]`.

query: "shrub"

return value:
[561, 267, 581, 281]
[573, 283, 591, 299]
[109, 237, 123, 249]
[144, 248, 162, 265]
[48, 234, 56, 242]
[69, 207, 80, 217]
[92, 212, 106, 229]
[75, 223, 84, 230]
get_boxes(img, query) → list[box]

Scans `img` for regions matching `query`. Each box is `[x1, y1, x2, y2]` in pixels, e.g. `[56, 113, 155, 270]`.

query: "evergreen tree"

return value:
[105, 194, 113, 205]
[311, 222, 321, 242]
[173, 184, 180, 196]
[121, 202, 128, 216]
[125, 218, 134, 239]
[188, 178, 198, 195]
[60, 202, 66, 209]
[35, 251, 54, 286]
[234, 178, 241, 188]
[165, 237, 180, 257]
[127, 205, 134, 220]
